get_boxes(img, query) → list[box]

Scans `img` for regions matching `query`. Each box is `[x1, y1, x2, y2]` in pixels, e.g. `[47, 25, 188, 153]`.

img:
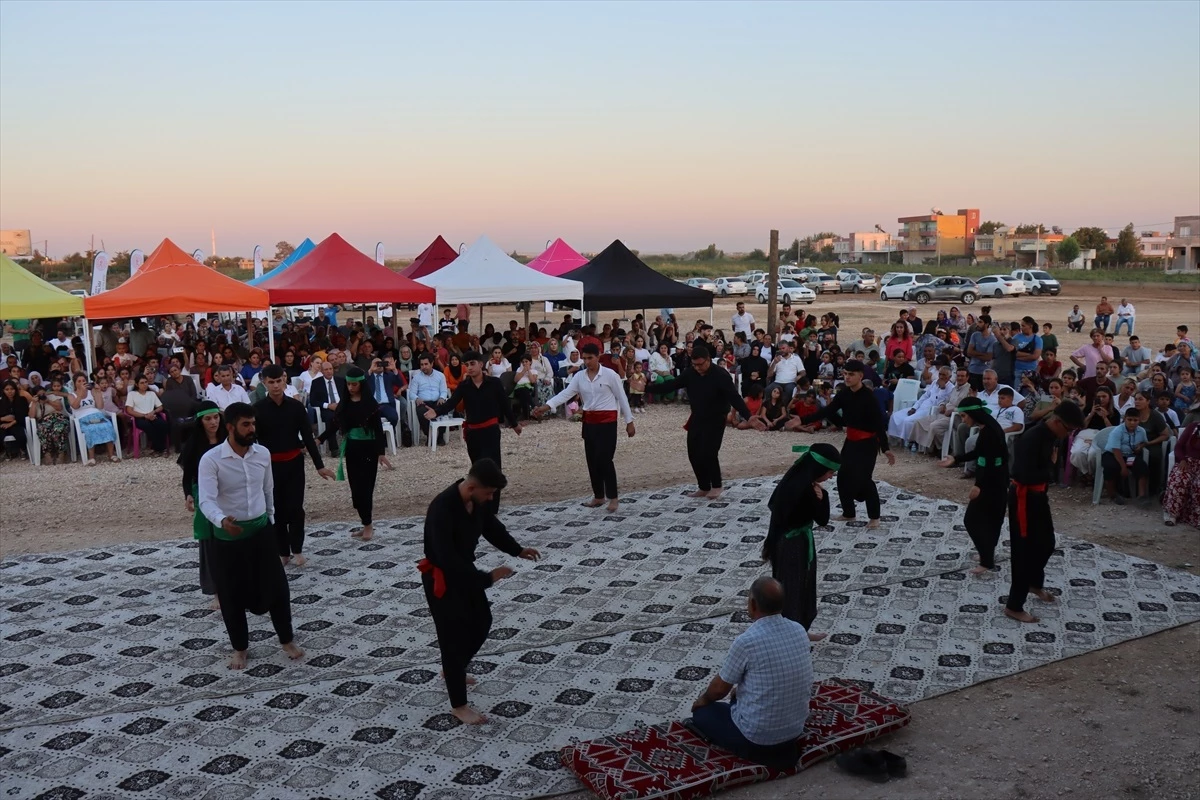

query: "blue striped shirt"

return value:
[719, 614, 813, 745]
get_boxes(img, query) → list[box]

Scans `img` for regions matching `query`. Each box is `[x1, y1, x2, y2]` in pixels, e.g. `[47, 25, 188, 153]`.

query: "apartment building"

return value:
[896, 208, 979, 265]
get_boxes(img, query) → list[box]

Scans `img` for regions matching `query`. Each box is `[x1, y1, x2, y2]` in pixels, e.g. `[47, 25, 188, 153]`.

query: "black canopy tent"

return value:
[561, 240, 714, 312]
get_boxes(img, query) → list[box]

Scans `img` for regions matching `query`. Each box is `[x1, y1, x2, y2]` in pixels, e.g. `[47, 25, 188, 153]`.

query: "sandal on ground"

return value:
[880, 749, 908, 778]
[835, 748, 890, 783]
[86, 458, 96, 467]
[110, 456, 121, 463]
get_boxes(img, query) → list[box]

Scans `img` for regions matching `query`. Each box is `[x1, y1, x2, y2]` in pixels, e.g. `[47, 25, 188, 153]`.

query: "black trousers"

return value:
[205, 533, 294, 652]
[965, 480, 1007, 568]
[582, 421, 619, 499]
[837, 438, 881, 520]
[423, 577, 492, 709]
[465, 425, 503, 513]
[345, 439, 379, 526]
[271, 457, 306, 557]
[134, 416, 169, 453]
[686, 416, 726, 491]
[1006, 485, 1054, 613]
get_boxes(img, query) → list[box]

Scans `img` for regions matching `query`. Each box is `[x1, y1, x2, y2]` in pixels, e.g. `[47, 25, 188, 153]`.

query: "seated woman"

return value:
[511, 355, 538, 420]
[0, 380, 29, 459]
[68, 372, 120, 465]
[757, 385, 790, 431]
[1070, 386, 1119, 477]
[1163, 421, 1200, 527]
[126, 374, 170, 456]
[29, 375, 72, 465]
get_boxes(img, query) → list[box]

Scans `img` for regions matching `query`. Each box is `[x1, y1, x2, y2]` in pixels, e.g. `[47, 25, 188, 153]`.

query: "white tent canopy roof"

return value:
[420, 235, 584, 306]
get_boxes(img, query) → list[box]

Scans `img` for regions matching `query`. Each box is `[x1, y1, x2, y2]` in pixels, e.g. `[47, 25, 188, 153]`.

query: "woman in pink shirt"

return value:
[1069, 328, 1113, 379]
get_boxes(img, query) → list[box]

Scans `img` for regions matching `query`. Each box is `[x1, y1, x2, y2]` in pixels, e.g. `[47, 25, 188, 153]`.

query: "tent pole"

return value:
[82, 317, 94, 377]
[390, 303, 397, 339]
[267, 311, 276, 363]
[523, 304, 530, 333]
[478, 304, 482, 332]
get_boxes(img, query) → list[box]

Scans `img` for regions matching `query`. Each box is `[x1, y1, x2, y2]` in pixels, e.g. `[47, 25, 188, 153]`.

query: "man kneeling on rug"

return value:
[689, 576, 812, 769]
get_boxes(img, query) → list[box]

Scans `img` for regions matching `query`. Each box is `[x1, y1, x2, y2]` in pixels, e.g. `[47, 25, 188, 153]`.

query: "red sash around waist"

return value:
[417, 558, 446, 599]
[271, 448, 302, 462]
[845, 427, 876, 442]
[464, 417, 499, 431]
[1010, 481, 1047, 538]
[583, 410, 618, 424]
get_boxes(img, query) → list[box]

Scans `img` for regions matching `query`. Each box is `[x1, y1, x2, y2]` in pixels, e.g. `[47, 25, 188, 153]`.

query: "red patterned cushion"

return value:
[559, 678, 910, 800]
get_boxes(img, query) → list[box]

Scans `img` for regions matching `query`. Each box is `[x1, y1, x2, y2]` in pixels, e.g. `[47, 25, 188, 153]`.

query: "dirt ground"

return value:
[1, 280, 1198, 798]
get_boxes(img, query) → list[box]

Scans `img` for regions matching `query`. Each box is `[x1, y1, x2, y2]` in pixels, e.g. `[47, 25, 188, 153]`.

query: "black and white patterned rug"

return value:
[2, 479, 1198, 799]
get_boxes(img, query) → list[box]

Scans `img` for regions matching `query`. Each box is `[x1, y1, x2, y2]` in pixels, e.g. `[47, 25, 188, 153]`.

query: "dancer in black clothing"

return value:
[417, 460, 540, 724]
[646, 342, 751, 499]
[797, 359, 895, 527]
[254, 365, 335, 567]
[178, 400, 226, 605]
[940, 397, 1009, 574]
[762, 443, 840, 639]
[336, 367, 385, 541]
[425, 352, 523, 512]
[1005, 402, 1083, 623]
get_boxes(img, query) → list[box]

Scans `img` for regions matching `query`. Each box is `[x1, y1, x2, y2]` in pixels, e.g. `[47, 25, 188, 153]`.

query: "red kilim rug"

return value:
[559, 678, 911, 800]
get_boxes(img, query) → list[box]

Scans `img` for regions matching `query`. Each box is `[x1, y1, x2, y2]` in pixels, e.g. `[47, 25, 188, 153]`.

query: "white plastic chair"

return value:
[1090, 426, 1150, 505]
[190, 374, 203, 395]
[892, 379, 921, 414]
[428, 417, 464, 452]
[72, 411, 123, 463]
[23, 417, 41, 465]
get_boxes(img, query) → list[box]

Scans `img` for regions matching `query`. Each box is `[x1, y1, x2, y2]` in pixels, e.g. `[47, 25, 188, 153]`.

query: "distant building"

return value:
[896, 208, 979, 265]
[1137, 231, 1169, 259]
[1167, 215, 1200, 272]
[0, 229, 32, 258]
[237, 258, 281, 271]
[974, 228, 1064, 267]
[833, 232, 896, 264]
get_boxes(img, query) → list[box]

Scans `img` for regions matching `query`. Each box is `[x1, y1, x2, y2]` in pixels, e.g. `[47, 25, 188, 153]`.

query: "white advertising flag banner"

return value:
[90, 251, 110, 296]
[375, 242, 385, 265]
[192, 249, 204, 263]
[253, 245, 263, 278]
[129, 249, 145, 276]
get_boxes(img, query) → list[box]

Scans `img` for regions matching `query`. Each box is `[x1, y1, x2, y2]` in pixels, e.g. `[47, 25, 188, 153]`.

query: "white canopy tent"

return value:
[420, 235, 584, 306]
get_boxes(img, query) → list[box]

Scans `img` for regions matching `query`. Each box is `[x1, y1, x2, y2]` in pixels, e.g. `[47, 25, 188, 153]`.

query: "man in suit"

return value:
[307, 360, 348, 455]
[366, 357, 404, 427]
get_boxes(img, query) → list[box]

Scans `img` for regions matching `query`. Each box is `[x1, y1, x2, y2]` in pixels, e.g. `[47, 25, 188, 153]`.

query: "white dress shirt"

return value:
[205, 382, 251, 410]
[770, 353, 805, 385]
[1116, 303, 1135, 319]
[731, 311, 756, 336]
[198, 440, 275, 526]
[546, 366, 634, 424]
[977, 384, 1014, 414]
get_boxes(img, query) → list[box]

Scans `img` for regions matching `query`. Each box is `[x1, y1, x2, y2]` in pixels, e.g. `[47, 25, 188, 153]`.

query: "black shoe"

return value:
[880, 750, 907, 778]
[835, 749, 890, 783]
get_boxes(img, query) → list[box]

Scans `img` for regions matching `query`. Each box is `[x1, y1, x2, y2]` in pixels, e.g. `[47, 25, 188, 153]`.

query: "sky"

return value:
[1, 0, 1198, 259]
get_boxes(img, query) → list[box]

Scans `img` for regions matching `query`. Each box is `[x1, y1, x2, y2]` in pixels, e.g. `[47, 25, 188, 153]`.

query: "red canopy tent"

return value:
[258, 233, 435, 305]
[399, 235, 458, 280]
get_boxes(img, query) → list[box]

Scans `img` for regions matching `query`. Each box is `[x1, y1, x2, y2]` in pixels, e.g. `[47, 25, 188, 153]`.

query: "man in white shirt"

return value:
[1113, 299, 1135, 336]
[417, 303, 436, 340]
[205, 365, 251, 410]
[766, 341, 805, 404]
[47, 327, 72, 353]
[197, 402, 304, 670]
[953, 369, 1012, 457]
[731, 302, 756, 338]
[534, 343, 635, 512]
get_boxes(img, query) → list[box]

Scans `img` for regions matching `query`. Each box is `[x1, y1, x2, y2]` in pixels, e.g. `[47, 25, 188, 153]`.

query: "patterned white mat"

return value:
[2, 479, 1197, 799]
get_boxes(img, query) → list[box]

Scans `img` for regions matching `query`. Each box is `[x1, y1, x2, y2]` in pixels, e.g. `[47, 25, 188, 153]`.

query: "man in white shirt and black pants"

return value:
[197, 402, 304, 670]
[534, 343, 635, 512]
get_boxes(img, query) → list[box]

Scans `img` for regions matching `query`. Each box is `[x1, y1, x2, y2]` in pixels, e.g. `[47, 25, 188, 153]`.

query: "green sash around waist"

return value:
[784, 523, 815, 562]
[191, 490, 270, 542]
[336, 426, 376, 481]
[976, 456, 1004, 468]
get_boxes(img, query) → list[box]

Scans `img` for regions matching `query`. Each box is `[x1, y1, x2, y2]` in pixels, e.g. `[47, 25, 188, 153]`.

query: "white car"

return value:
[976, 274, 1026, 297]
[879, 273, 933, 301]
[1011, 269, 1061, 296]
[714, 277, 749, 296]
[683, 277, 716, 292]
[740, 270, 767, 285]
[752, 279, 816, 305]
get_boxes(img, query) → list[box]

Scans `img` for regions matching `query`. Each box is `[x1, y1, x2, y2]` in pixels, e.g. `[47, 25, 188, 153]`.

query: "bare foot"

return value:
[968, 565, 991, 575]
[451, 705, 488, 725]
[686, 491, 708, 499]
[582, 498, 604, 508]
[360, 525, 374, 542]
[351, 528, 364, 538]
[1003, 608, 1039, 624]
[279, 555, 291, 566]
[1030, 588, 1056, 603]
[832, 515, 853, 522]
[229, 650, 248, 670]
[866, 519, 881, 529]
[606, 499, 620, 512]
[706, 489, 724, 500]
[441, 669, 477, 686]
[208, 597, 221, 610]
[292, 554, 307, 568]
[281, 642, 304, 660]
[807, 632, 828, 642]
[380, 457, 394, 471]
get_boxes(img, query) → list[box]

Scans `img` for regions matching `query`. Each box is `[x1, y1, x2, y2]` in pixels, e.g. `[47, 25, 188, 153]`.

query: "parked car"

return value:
[1011, 269, 1061, 296]
[835, 269, 878, 293]
[714, 277, 749, 296]
[68, 289, 89, 298]
[975, 274, 1026, 297]
[803, 272, 842, 294]
[905, 276, 979, 305]
[752, 279, 816, 305]
[683, 277, 716, 292]
[879, 273, 934, 301]
[740, 270, 767, 285]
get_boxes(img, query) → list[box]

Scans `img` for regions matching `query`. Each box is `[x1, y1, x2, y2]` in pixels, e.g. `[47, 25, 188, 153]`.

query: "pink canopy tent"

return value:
[526, 238, 588, 277]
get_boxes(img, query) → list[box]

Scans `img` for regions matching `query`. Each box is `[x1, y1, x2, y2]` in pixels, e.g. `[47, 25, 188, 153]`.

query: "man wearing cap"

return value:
[1005, 402, 1084, 623]
[796, 359, 894, 528]
[254, 364, 335, 568]
[425, 351, 523, 512]
[646, 342, 751, 500]
[533, 343, 636, 512]
[939, 397, 1009, 574]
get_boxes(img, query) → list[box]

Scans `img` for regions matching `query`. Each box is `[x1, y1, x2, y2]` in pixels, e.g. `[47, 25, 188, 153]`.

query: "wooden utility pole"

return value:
[767, 230, 780, 336]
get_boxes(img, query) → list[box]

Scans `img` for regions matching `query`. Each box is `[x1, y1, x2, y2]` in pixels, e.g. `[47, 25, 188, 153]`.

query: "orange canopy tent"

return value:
[84, 237, 269, 318]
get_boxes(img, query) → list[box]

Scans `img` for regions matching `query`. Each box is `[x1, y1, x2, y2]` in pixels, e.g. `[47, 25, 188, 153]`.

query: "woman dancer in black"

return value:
[940, 397, 1009, 574]
[178, 401, 226, 607]
[762, 443, 840, 640]
[336, 366, 385, 541]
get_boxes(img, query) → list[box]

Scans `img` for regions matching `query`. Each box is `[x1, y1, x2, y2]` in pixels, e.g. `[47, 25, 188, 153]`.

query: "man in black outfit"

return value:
[646, 342, 751, 499]
[798, 359, 895, 528]
[1005, 402, 1083, 623]
[425, 351, 523, 511]
[254, 365, 335, 567]
[418, 459, 540, 724]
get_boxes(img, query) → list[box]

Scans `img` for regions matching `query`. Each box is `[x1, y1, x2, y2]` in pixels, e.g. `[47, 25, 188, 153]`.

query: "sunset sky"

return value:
[1, 0, 1197, 259]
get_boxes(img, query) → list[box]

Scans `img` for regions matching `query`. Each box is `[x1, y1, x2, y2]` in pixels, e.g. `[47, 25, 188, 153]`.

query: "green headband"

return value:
[792, 444, 840, 472]
[345, 375, 365, 383]
[194, 408, 220, 419]
[958, 400, 992, 415]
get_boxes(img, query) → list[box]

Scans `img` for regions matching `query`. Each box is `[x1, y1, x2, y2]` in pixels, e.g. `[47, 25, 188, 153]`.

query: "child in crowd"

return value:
[1038, 348, 1061, 381]
[818, 351, 834, 381]
[731, 385, 764, 429]
[756, 385, 790, 431]
[628, 362, 647, 413]
[1174, 367, 1196, 414]
[1103, 408, 1150, 506]
[1156, 391, 1181, 433]
[786, 388, 822, 431]
[1041, 322, 1059, 355]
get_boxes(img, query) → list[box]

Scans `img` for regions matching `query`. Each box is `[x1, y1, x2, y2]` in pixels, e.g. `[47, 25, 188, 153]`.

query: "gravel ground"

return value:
[1, 280, 1197, 798]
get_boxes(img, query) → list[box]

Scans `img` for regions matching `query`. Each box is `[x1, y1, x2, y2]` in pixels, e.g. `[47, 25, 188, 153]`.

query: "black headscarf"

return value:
[764, 442, 841, 560]
[957, 396, 1005, 441]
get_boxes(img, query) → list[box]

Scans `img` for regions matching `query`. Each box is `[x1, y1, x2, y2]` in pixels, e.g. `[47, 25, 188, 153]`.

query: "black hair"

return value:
[468, 458, 508, 489]
[260, 364, 285, 380]
[224, 402, 254, 425]
[580, 343, 601, 357]
[998, 387, 1014, 398]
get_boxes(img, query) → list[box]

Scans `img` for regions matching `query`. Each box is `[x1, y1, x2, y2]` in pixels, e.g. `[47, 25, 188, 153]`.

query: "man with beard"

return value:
[418, 459, 540, 724]
[197, 402, 303, 670]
